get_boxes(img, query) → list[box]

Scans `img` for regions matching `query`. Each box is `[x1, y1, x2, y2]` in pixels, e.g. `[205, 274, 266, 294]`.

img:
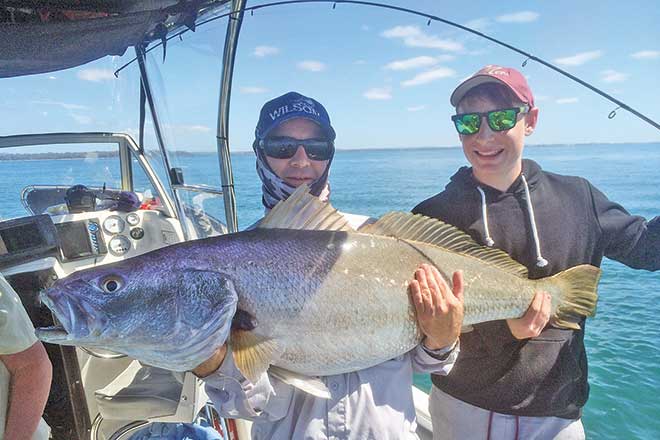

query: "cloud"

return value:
[253, 46, 279, 57]
[297, 61, 326, 72]
[464, 18, 490, 31]
[401, 67, 456, 87]
[77, 68, 115, 82]
[435, 55, 456, 62]
[630, 50, 660, 60]
[556, 97, 579, 104]
[601, 70, 628, 83]
[239, 86, 269, 94]
[384, 56, 439, 71]
[496, 11, 540, 23]
[381, 26, 463, 51]
[468, 49, 488, 56]
[363, 87, 392, 100]
[361, 25, 370, 31]
[71, 114, 92, 125]
[167, 124, 212, 134]
[184, 125, 211, 133]
[48, 76, 57, 80]
[554, 50, 603, 66]
[31, 100, 89, 111]
[407, 105, 427, 112]
[354, 59, 367, 65]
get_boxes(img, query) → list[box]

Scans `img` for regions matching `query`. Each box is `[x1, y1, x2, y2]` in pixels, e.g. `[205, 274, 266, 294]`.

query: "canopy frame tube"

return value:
[215, 0, 246, 233]
[134, 45, 192, 239]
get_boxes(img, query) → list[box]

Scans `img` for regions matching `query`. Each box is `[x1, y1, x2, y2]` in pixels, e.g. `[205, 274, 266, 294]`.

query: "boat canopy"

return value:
[0, 0, 232, 78]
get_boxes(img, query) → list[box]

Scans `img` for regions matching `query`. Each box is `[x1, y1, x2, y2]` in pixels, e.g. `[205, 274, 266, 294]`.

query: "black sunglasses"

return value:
[260, 136, 334, 161]
[451, 106, 529, 135]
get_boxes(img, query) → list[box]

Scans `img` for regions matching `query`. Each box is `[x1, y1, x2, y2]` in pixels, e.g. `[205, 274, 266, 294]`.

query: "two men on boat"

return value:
[205, 67, 658, 440]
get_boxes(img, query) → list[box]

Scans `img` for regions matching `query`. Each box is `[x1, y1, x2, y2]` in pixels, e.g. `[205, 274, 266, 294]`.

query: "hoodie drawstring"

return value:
[476, 186, 495, 247]
[520, 174, 548, 268]
[476, 175, 548, 268]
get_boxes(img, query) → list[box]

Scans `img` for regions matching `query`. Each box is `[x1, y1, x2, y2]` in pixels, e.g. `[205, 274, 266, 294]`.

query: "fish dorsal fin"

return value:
[258, 184, 354, 231]
[231, 330, 282, 384]
[360, 212, 528, 277]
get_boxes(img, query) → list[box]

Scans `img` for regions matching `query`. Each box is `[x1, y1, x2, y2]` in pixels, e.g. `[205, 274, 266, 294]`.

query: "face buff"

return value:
[254, 147, 332, 210]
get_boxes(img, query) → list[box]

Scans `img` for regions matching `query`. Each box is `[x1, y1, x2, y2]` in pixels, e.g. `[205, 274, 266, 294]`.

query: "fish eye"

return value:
[101, 277, 123, 293]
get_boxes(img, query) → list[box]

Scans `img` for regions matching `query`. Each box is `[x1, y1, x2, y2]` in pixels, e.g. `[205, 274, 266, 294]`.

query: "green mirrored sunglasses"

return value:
[451, 106, 529, 135]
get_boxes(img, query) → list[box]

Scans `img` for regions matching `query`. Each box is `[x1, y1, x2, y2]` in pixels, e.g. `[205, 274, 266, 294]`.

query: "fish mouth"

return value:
[37, 289, 108, 344]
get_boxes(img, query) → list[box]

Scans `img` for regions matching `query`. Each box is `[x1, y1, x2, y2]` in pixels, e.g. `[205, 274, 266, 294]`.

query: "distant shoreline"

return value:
[1, 141, 658, 160]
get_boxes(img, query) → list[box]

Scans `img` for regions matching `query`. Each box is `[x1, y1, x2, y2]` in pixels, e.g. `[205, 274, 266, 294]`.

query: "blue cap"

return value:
[255, 91, 336, 141]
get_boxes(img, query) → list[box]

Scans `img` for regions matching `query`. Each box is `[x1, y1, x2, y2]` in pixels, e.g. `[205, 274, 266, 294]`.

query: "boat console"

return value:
[0, 214, 59, 269]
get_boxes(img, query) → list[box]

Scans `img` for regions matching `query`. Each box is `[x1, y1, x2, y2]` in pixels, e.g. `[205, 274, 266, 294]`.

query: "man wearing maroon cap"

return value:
[413, 65, 660, 439]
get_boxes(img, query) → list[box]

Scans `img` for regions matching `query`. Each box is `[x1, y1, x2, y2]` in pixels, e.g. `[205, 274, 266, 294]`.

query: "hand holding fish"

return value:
[410, 264, 464, 350]
[191, 344, 228, 378]
[506, 291, 552, 339]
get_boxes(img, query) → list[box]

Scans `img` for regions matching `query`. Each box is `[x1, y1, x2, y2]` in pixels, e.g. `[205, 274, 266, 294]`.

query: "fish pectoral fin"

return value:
[231, 330, 281, 384]
[258, 184, 354, 232]
[360, 212, 529, 277]
[268, 365, 331, 399]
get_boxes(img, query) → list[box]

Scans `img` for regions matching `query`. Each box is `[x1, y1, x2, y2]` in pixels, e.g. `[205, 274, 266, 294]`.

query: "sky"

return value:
[1, 0, 660, 152]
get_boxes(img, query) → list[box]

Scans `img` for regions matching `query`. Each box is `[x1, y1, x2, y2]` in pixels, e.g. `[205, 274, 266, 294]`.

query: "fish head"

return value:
[37, 256, 238, 371]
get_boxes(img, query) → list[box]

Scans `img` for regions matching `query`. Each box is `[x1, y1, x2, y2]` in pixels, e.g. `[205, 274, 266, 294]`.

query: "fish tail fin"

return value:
[551, 264, 601, 330]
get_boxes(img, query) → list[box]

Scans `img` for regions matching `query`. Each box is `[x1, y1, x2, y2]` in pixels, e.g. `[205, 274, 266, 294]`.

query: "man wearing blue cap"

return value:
[193, 92, 465, 439]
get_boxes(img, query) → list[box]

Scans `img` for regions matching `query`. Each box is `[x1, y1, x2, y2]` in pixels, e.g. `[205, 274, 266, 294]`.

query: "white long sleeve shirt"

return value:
[203, 342, 458, 440]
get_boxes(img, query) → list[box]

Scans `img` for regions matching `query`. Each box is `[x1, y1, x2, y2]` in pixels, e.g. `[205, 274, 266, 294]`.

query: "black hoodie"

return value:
[413, 159, 659, 419]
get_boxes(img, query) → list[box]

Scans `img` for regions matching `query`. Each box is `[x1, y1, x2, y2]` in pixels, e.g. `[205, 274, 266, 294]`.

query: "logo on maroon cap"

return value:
[451, 65, 534, 107]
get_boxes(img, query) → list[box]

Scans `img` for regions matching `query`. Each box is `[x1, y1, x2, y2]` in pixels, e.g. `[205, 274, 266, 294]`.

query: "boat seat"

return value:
[95, 360, 185, 420]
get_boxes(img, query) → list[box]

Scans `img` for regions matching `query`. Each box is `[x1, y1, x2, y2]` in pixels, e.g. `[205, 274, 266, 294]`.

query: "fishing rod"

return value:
[114, 0, 660, 131]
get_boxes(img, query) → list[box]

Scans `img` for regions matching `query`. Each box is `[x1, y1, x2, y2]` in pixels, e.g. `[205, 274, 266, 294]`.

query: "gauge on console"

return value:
[108, 236, 131, 256]
[126, 213, 140, 226]
[103, 215, 125, 234]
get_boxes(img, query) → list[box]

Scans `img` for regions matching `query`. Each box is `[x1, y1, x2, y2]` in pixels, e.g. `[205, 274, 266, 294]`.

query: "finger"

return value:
[451, 271, 464, 303]
[416, 267, 433, 309]
[409, 279, 424, 314]
[528, 293, 551, 334]
[416, 266, 429, 289]
[527, 291, 544, 319]
[428, 265, 449, 293]
[425, 266, 444, 311]
[539, 293, 552, 323]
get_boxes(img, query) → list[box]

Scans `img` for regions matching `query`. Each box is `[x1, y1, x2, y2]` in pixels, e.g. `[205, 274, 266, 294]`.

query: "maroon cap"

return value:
[450, 65, 534, 107]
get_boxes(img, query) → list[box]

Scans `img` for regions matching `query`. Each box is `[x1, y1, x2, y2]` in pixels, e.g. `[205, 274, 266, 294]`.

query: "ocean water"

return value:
[1, 143, 658, 438]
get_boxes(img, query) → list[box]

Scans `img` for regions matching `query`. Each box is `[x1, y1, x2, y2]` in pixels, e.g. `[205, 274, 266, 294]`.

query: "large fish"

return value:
[37, 186, 599, 387]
